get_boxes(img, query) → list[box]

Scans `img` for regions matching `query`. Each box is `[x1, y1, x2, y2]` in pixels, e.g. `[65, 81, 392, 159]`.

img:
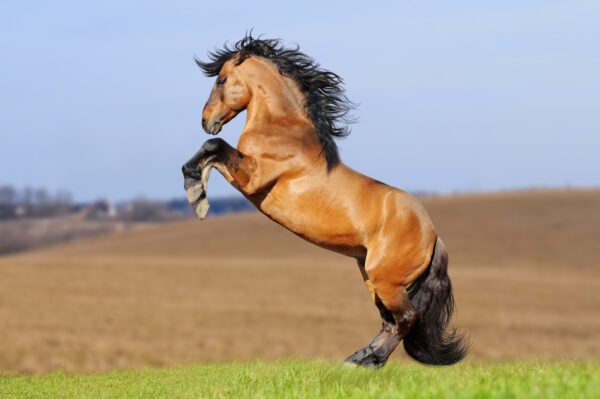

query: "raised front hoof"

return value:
[344, 348, 387, 368]
[193, 197, 210, 220]
[185, 180, 209, 220]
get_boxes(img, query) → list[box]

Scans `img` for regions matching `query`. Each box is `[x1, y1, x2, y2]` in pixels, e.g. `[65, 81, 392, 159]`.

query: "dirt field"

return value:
[0, 218, 143, 256]
[0, 189, 599, 373]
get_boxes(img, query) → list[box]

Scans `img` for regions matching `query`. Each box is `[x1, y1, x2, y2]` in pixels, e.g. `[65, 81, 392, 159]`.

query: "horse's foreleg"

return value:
[181, 138, 255, 219]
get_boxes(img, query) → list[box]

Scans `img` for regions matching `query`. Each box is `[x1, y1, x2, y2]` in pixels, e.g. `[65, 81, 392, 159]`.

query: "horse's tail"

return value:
[403, 237, 470, 365]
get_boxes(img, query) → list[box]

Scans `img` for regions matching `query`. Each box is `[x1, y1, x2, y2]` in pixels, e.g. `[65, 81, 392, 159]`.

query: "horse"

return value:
[182, 35, 469, 367]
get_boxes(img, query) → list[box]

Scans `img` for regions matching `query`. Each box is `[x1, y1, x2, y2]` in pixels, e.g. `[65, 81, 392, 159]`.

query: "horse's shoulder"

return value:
[236, 129, 263, 154]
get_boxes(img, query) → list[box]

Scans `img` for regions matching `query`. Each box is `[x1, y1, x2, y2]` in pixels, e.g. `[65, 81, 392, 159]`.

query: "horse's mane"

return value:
[195, 34, 355, 170]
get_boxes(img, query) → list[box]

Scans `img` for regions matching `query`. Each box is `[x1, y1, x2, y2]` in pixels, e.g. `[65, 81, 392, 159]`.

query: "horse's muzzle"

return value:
[202, 117, 222, 135]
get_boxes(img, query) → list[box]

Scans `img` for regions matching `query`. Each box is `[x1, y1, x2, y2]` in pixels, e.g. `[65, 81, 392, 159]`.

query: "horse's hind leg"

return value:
[347, 289, 416, 367]
[369, 286, 417, 367]
[345, 259, 418, 367]
[345, 261, 396, 365]
[345, 297, 396, 365]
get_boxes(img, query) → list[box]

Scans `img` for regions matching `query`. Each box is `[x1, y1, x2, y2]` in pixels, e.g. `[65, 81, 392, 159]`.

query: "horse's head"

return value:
[195, 35, 353, 172]
[201, 58, 250, 135]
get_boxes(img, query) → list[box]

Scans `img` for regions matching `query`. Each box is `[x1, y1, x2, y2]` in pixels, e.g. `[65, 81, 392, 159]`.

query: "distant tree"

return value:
[0, 185, 75, 219]
[34, 188, 49, 206]
[55, 190, 73, 206]
[22, 187, 33, 205]
[0, 185, 17, 205]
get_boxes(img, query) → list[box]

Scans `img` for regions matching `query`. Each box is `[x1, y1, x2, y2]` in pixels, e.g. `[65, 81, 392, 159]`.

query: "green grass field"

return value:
[1, 360, 598, 399]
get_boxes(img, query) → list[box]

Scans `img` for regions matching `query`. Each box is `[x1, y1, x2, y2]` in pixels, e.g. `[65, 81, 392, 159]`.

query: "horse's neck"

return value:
[243, 90, 318, 144]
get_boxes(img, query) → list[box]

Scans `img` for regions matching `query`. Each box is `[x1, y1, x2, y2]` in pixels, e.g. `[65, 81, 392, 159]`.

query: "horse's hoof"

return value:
[345, 350, 386, 368]
[185, 182, 205, 204]
[345, 351, 366, 364]
[357, 354, 385, 368]
[193, 197, 210, 220]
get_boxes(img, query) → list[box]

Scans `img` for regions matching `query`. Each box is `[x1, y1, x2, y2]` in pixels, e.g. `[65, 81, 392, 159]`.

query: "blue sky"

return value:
[1, 1, 599, 201]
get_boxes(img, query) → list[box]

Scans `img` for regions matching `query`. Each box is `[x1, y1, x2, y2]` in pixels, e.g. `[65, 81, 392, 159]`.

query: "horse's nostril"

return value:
[208, 119, 221, 133]
[201, 118, 207, 130]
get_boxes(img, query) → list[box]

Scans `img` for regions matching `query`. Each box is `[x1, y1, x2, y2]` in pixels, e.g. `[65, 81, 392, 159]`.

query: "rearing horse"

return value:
[182, 35, 468, 367]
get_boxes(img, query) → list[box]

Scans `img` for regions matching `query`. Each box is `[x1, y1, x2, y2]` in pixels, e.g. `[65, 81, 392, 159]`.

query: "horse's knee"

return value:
[182, 138, 226, 176]
[201, 137, 225, 153]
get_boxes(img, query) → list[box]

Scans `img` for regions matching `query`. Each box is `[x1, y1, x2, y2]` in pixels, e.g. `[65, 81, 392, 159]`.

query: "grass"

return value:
[1, 360, 598, 399]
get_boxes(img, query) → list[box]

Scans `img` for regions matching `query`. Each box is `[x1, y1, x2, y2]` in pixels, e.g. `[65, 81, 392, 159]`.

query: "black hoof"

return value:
[344, 346, 387, 368]
[345, 346, 372, 364]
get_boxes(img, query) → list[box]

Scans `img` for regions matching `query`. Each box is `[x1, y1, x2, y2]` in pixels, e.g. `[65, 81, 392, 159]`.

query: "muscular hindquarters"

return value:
[364, 190, 437, 288]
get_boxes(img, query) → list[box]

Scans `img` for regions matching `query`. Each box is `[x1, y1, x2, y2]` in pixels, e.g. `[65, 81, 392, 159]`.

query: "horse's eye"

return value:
[216, 76, 227, 86]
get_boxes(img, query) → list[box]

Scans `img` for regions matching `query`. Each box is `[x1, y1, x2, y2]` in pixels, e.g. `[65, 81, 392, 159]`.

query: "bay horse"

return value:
[182, 35, 469, 367]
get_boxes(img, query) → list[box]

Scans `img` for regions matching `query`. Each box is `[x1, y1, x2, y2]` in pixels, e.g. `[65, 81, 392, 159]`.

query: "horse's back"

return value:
[337, 164, 437, 241]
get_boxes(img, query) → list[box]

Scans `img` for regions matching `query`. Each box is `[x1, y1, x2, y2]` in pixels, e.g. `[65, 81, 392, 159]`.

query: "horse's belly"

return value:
[257, 188, 367, 258]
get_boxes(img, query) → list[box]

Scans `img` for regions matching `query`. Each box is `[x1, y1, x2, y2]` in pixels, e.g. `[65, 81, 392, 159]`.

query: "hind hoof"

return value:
[345, 348, 387, 368]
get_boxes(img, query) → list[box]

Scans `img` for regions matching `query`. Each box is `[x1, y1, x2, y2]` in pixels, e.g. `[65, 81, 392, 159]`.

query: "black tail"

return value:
[403, 237, 470, 365]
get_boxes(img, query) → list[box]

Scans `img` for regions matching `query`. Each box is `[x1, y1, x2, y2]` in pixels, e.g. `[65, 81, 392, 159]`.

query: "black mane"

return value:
[195, 34, 355, 170]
